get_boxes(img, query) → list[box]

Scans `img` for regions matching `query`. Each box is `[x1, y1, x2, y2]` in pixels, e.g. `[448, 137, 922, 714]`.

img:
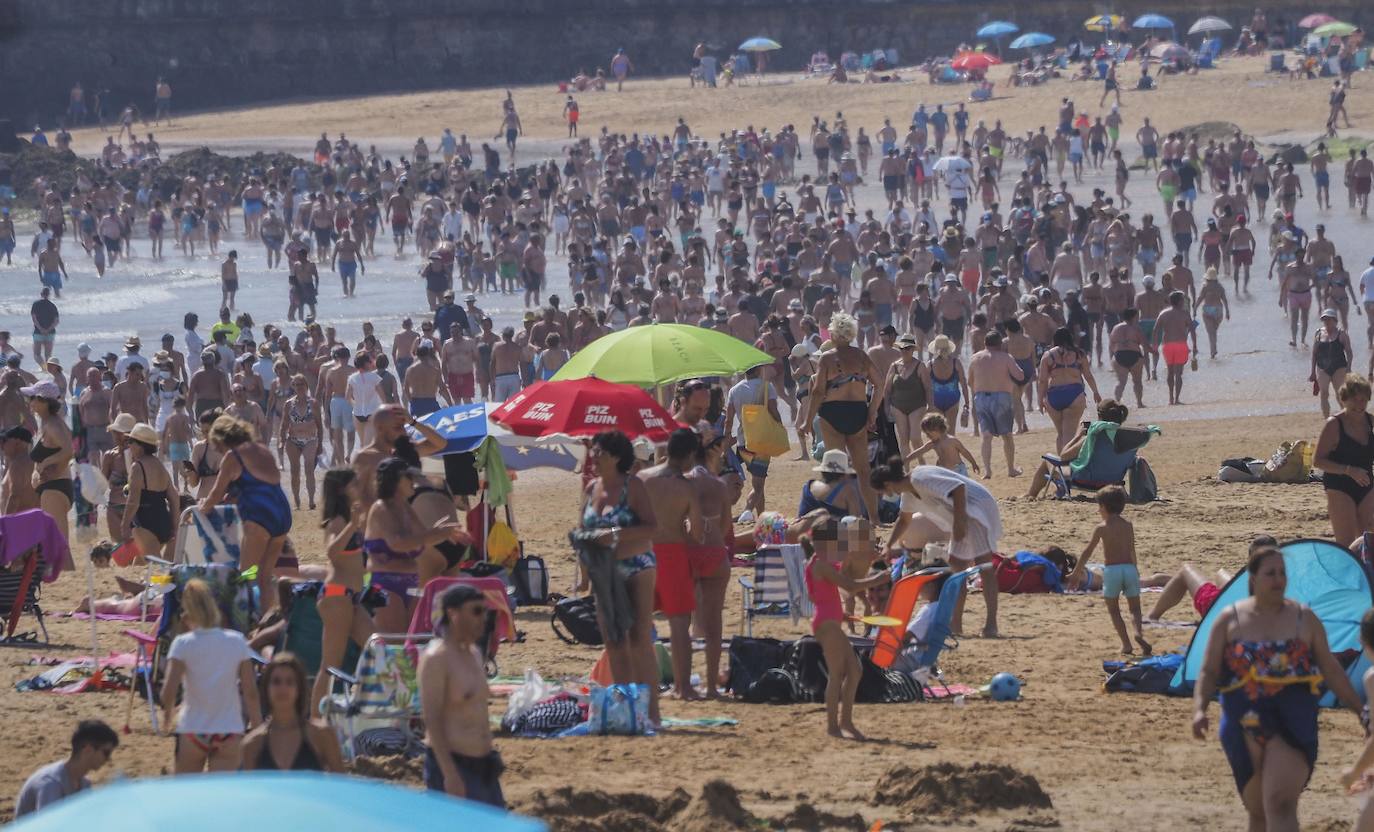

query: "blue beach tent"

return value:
[1171, 538, 1373, 706]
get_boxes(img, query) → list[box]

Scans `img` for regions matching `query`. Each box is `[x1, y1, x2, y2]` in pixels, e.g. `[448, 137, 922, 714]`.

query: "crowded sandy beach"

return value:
[4, 13, 1374, 830]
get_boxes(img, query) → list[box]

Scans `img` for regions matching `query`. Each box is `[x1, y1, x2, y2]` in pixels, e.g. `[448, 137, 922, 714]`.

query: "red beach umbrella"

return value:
[490, 378, 681, 441]
[951, 51, 1002, 71]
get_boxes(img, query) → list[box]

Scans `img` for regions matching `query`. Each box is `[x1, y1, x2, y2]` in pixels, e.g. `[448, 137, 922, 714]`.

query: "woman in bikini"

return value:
[1038, 327, 1101, 452]
[25, 381, 74, 546]
[1192, 546, 1362, 831]
[1193, 268, 1231, 360]
[160, 578, 261, 773]
[364, 458, 464, 634]
[244, 653, 343, 772]
[1311, 309, 1353, 418]
[120, 423, 179, 560]
[277, 375, 322, 511]
[883, 334, 931, 459]
[1277, 247, 1315, 347]
[579, 430, 661, 721]
[1314, 375, 1374, 546]
[309, 470, 376, 711]
[806, 312, 884, 521]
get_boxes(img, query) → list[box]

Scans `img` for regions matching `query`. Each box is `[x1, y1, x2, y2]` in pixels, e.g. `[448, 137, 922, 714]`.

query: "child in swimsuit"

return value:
[1067, 486, 1150, 655]
[801, 516, 890, 740]
[906, 412, 980, 477]
[1340, 609, 1374, 815]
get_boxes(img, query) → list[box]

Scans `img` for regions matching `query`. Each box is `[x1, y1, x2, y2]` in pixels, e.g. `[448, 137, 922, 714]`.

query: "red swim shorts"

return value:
[687, 544, 729, 579]
[654, 543, 695, 616]
[1161, 341, 1190, 367]
[446, 372, 475, 400]
[1193, 581, 1221, 616]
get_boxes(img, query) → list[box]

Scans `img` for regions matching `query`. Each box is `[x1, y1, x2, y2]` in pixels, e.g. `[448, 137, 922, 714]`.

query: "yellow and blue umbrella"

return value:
[1084, 14, 1124, 32]
[10, 773, 547, 832]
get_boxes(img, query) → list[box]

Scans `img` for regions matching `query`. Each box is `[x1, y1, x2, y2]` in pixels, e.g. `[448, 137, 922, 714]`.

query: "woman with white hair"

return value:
[805, 311, 883, 520]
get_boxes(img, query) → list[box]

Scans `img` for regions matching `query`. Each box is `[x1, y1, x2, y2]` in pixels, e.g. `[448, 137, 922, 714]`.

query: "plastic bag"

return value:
[486, 521, 520, 568]
[77, 462, 109, 507]
[586, 683, 653, 735]
[502, 668, 561, 728]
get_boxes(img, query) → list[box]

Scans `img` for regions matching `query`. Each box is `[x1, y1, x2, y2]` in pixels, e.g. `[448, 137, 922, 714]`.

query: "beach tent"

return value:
[1171, 538, 1373, 706]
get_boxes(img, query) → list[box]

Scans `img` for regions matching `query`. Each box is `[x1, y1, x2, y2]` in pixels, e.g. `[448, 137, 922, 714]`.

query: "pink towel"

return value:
[0, 509, 72, 582]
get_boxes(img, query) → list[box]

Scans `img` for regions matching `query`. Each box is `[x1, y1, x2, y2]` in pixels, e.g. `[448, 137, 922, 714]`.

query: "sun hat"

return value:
[896, 334, 918, 349]
[109, 413, 138, 435]
[813, 449, 855, 475]
[128, 422, 159, 446]
[19, 380, 61, 399]
[931, 334, 956, 357]
[1321, 308, 1339, 320]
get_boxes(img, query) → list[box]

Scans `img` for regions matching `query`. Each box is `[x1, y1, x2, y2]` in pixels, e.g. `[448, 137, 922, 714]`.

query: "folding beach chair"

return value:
[324, 632, 434, 761]
[870, 568, 947, 669]
[879, 566, 982, 696]
[277, 581, 364, 690]
[405, 576, 513, 677]
[738, 545, 799, 636]
[0, 545, 48, 646]
[1041, 423, 1156, 499]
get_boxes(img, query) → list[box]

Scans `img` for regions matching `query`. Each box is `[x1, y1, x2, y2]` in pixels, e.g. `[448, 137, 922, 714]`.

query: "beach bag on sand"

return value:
[1218, 458, 1264, 483]
[1127, 457, 1158, 503]
[512, 556, 550, 605]
[783, 637, 828, 703]
[550, 594, 603, 646]
[727, 636, 789, 700]
[586, 683, 652, 735]
[1261, 440, 1311, 484]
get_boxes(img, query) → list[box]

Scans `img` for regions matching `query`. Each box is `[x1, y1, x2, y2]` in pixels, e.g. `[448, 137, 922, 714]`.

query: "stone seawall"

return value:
[0, 0, 1363, 125]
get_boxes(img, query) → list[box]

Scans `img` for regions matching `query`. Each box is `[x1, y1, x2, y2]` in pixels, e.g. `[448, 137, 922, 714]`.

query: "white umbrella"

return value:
[1187, 16, 1233, 35]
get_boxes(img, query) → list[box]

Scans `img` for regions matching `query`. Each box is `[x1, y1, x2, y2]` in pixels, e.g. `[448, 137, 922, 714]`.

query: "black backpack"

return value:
[725, 636, 787, 697]
[550, 594, 603, 646]
[744, 668, 803, 704]
[512, 556, 550, 606]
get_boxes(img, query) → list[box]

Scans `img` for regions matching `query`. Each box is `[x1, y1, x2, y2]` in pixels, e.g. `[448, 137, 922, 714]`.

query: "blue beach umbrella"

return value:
[1009, 32, 1056, 49]
[10, 772, 548, 832]
[976, 20, 1020, 39]
[739, 36, 782, 52]
[1133, 13, 1175, 29]
[418, 402, 579, 471]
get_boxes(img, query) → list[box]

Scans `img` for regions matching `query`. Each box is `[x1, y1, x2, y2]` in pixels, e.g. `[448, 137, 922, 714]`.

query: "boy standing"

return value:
[1070, 485, 1151, 655]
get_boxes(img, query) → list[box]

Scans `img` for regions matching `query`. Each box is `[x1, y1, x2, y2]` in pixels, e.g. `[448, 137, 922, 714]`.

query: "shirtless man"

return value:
[187, 350, 230, 419]
[108, 363, 150, 423]
[76, 368, 112, 460]
[37, 240, 68, 299]
[331, 230, 364, 298]
[318, 346, 355, 462]
[0, 426, 38, 515]
[1150, 291, 1198, 406]
[1353, 150, 1374, 217]
[642, 429, 705, 701]
[967, 332, 1025, 478]
[418, 585, 505, 807]
[403, 342, 445, 418]
[1107, 308, 1147, 407]
[685, 438, 733, 699]
[489, 327, 523, 402]
[441, 324, 479, 405]
[1162, 255, 1197, 310]
[1135, 276, 1168, 381]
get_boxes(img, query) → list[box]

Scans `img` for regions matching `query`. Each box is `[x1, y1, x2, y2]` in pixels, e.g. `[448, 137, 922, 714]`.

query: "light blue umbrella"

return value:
[1010, 32, 1056, 49]
[739, 36, 781, 51]
[10, 772, 547, 831]
[976, 20, 1019, 39]
[1133, 13, 1175, 29]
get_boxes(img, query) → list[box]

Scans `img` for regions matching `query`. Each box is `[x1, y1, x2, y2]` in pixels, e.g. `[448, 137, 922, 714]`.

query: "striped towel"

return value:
[182, 506, 242, 566]
[355, 641, 420, 712]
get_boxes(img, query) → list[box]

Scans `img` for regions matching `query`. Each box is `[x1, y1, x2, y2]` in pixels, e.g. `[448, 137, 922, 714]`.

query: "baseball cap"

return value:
[1321, 308, 1339, 320]
[1142, 275, 1155, 287]
[632, 436, 656, 462]
[464, 293, 477, 302]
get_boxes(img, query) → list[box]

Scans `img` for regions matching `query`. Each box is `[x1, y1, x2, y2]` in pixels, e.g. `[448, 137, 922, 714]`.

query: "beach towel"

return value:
[1103, 653, 1187, 696]
[777, 544, 813, 622]
[355, 639, 420, 712]
[659, 717, 739, 728]
[0, 509, 72, 580]
[182, 506, 242, 565]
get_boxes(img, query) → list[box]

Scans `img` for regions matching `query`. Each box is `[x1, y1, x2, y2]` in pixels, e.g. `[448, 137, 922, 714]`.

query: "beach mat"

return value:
[57, 610, 159, 622]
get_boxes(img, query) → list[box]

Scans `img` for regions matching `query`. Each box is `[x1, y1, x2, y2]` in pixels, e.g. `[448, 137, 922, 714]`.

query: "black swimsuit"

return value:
[133, 459, 175, 544]
[253, 727, 324, 771]
[1314, 335, 1349, 376]
[1323, 412, 1374, 505]
[31, 441, 74, 501]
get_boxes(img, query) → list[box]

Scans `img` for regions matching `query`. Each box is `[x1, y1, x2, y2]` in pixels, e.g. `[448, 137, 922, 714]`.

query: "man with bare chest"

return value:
[643, 430, 706, 701]
[403, 342, 445, 417]
[109, 363, 150, 423]
[685, 437, 733, 699]
[419, 585, 504, 807]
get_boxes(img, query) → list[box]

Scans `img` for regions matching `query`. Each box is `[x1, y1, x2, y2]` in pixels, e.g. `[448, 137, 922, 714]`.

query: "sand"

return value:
[65, 58, 1368, 159]
[0, 411, 1363, 829]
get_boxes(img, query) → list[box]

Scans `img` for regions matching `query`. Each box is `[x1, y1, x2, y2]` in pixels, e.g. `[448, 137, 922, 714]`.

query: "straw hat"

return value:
[896, 334, 918, 349]
[128, 422, 159, 446]
[109, 413, 138, 435]
[931, 334, 956, 357]
[813, 449, 855, 475]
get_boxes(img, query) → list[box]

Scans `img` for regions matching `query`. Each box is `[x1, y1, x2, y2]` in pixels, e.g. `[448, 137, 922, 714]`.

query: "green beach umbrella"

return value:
[1312, 21, 1357, 37]
[550, 323, 772, 386]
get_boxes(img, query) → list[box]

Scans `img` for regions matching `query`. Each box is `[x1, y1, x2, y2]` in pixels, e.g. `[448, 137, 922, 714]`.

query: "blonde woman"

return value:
[199, 415, 292, 611]
[806, 311, 884, 520]
[160, 578, 260, 773]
